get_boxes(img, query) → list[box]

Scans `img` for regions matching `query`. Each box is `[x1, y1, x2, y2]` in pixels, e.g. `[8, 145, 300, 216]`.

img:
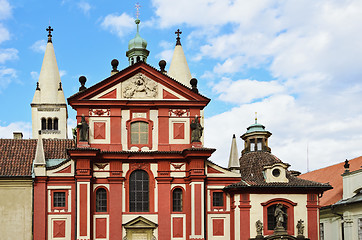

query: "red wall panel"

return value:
[173, 217, 183, 238]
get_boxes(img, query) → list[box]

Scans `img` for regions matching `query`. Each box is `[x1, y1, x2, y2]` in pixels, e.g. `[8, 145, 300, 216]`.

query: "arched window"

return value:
[173, 188, 183, 212]
[130, 121, 149, 145]
[47, 118, 53, 130]
[54, 118, 58, 130]
[41, 118, 46, 130]
[136, 56, 140, 62]
[129, 170, 149, 212]
[95, 188, 107, 212]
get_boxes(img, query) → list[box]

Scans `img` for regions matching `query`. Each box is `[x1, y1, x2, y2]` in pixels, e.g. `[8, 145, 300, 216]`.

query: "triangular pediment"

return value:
[90, 72, 186, 100]
[206, 161, 241, 178]
[68, 62, 209, 104]
[123, 216, 158, 229]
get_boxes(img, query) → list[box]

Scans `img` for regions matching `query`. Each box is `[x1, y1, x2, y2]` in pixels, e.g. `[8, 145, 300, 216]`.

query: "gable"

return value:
[206, 161, 241, 178]
[68, 62, 209, 103]
[90, 73, 187, 101]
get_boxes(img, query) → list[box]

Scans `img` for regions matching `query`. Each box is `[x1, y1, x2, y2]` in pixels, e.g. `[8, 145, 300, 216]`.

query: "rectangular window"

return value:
[53, 192, 66, 208]
[257, 138, 262, 150]
[250, 139, 255, 151]
[320, 223, 324, 240]
[212, 192, 224, 207]
[131, 121, 149, 144]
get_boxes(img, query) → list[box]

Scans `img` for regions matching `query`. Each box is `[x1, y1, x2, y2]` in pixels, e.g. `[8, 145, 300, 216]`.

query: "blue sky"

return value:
[1, 0, 362, 173]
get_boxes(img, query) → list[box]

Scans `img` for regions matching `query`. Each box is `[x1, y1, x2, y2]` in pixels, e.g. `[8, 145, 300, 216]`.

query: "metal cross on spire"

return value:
[46, 26, 53, 43]
[175, 29, 182, 45]
[135, 2, 141, 19]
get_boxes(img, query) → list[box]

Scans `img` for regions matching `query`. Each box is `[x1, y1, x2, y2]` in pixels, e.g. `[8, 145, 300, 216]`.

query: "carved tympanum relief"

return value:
[123, 73, 158, 99]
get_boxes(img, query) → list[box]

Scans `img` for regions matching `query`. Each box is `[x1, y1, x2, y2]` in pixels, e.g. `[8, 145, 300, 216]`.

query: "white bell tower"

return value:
[31, 26, 68, 139]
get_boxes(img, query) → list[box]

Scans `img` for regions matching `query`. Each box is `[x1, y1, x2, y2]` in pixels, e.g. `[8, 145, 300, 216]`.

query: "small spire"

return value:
[228, 134, 240, 172]
[46, 26, 53, 43]
[255, 112, 258, 124]
[175, 29, 182, 45]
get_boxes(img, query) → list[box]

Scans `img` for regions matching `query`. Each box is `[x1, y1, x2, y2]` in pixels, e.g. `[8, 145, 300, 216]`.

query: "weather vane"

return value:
[135, 2, 141, 19]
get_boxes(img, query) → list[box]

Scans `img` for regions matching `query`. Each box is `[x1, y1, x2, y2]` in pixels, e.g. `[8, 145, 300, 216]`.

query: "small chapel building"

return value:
[2, 16, 331, 240]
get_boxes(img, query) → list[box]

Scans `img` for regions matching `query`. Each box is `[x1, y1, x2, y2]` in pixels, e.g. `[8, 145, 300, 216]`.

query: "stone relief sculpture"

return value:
[123, 73, 157, 99]
[77, 115, 89, 142]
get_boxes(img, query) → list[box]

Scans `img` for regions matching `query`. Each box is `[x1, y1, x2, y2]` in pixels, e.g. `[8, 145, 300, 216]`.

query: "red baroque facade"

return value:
[31, 61, 331, 240]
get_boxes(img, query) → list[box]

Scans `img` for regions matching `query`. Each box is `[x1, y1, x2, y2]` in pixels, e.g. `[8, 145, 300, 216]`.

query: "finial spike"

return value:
[135, 2, 141, 19]
[175, 29, 182, 45]
[46, 26, 53, 43]
[255, 112, 258, 124]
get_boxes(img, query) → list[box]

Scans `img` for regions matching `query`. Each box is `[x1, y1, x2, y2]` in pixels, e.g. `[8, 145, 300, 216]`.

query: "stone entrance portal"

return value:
[123, 216, 157, 240]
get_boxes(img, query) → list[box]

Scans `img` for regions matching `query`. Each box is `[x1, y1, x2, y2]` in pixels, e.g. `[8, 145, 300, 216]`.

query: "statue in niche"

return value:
[297, 219, 305, 236]
[123, 73, 157, 98]
[256, 220, 263, 236]
[190, 116, 203, 142]
[274, 203, 287, 229]
[77, 115, 89, 142]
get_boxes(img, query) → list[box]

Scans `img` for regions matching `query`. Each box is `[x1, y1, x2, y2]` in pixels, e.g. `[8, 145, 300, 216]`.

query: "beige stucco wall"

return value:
[249, 194, 308, 238]
[0, 179, 33, 240]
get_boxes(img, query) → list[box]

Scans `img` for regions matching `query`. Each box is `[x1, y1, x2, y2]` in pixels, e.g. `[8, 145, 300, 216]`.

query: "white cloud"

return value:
[30, 71, 39, 81]
[0, 121, 31, 139]
[205, 94, 362, 172]
[59, 70, 67, 78]
[77, 1, 91, 15]
[0, 0, 12, 21]
[150, 0, 362, 172]
[155, 40, 174, 63]
[67, 118, 77, 139]
[212, 78, 285, 104]
[0, 66, 16, 91]
[101, 13, 134, 38]
[30, 40, 47, 53]
[0, 23, 10, 44]
[0, 48, 18, 63]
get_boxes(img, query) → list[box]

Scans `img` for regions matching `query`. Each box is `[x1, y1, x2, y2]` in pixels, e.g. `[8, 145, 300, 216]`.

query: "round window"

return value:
[272, 168, 280, 177]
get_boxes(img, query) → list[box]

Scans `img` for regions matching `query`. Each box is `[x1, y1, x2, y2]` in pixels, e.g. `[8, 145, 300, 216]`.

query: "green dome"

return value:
[128, 19, 147, 50]
[246, 120, 267, 134]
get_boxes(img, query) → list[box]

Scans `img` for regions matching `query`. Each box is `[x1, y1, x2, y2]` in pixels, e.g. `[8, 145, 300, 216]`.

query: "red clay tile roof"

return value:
[300, 156, 362, 207]
[0, 139, 74, 177]
[226, 151, 331, 190]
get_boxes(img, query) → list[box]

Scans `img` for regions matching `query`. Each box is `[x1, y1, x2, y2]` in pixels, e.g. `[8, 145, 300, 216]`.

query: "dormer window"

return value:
[264, 163, 289, 183]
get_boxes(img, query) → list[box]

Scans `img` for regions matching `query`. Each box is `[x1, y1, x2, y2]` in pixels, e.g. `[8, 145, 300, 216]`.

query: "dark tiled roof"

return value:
[0, 139, 74, 177]
[0, 139, 37, 177]
[43, 139, 75, 160]
[225, 151, 331, 190]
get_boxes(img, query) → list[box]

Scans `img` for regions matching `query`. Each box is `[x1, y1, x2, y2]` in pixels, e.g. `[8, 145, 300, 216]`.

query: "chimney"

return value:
[13, 132, 23, 139]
